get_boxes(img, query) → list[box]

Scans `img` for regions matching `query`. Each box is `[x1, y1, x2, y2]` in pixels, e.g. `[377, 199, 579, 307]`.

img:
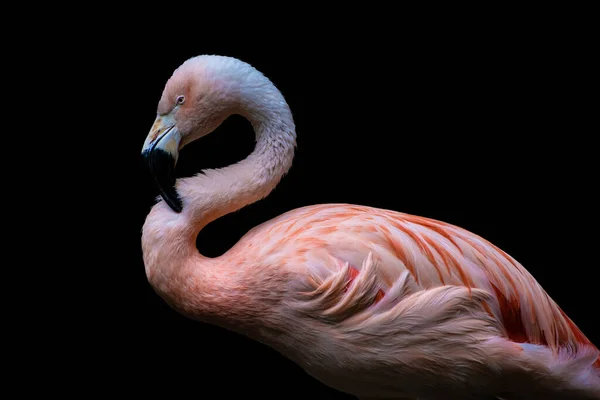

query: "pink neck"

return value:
[141, 85, 296, 332]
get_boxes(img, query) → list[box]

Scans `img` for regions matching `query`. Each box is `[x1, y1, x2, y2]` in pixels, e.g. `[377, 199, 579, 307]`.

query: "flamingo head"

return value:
[141, 55, 252, 212]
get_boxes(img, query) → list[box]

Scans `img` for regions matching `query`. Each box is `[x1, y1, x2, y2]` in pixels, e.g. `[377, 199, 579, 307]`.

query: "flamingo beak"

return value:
[142, 115, 183, 213]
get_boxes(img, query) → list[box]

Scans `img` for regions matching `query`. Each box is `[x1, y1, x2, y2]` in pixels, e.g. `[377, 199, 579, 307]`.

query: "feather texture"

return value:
[142, 55, 599, 399]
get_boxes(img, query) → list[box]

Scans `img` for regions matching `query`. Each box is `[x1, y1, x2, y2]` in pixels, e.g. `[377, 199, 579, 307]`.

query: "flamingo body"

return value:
[141, 55, 599, 399]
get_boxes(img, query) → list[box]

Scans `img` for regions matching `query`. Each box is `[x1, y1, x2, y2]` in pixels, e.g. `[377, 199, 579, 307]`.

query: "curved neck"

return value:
[141, 85, 296, 329]
[142, 83, 296, 276]
[179, 98, 296, 238]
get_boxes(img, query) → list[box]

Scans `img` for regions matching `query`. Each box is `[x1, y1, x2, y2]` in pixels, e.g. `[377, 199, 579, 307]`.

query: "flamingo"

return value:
[141, 55, 599, 399]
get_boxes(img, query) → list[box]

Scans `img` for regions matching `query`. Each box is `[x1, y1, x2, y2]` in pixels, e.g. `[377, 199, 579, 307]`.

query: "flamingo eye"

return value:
[176, 95, 185, 105]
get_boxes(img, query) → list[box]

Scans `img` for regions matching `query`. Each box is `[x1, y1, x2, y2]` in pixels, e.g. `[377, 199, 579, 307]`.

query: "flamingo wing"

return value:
[238, 203, 600, 397]
[260, 203, 596, 360]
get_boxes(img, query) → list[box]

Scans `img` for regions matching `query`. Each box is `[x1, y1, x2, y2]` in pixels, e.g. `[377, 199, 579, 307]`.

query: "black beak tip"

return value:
[142, 148, 183, 213]
[165, 194, 183, 213]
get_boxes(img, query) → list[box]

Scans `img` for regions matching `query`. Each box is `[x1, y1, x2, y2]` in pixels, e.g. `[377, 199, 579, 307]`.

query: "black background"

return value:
[67, 20, 597, 399]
